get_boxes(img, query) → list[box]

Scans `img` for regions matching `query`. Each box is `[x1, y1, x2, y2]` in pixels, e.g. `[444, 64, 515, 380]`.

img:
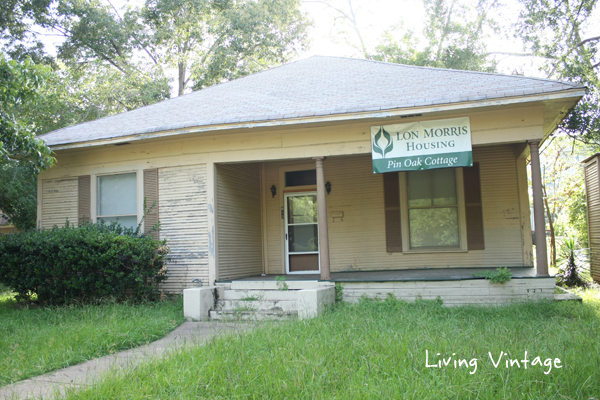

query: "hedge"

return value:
[0, 221, 169, 304]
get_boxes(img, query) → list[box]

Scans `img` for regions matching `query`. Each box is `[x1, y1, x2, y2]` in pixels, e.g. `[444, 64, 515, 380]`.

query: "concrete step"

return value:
[554, 292, 583, 302]
[215, 299, 298, 313]
[210, 310, 298, 321]
[221, 290, 299, 301]
[230, 280, 327, 291]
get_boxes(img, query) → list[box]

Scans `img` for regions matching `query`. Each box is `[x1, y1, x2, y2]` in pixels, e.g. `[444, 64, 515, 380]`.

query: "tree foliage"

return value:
[38, 0, 309, 96]
[371, 0, 499, 72]
[0, 56, 54, 171]
[517, 0, 600, 143]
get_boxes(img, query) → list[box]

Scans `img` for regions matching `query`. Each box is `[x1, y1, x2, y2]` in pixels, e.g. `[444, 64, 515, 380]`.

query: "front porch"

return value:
[216, 267, 554, 308]
[181, 267, 556, 321]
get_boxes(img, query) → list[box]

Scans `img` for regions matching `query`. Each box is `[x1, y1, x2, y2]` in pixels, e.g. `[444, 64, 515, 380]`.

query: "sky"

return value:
[37, 0, 600, 86]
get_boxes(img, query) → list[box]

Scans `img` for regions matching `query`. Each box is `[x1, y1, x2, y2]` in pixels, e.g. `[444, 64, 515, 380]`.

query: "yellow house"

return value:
[37, 57, 584, 316]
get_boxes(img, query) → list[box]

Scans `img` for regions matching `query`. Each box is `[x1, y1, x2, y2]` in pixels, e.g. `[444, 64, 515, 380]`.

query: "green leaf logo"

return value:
[372, 127, 394, 157]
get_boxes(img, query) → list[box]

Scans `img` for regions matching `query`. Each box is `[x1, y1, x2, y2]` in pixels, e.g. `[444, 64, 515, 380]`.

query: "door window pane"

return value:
[409, 208, 459, 248]
[288, 225, 319, 252]
[98, 173, 137, 216]
[287, 195, 317, 224]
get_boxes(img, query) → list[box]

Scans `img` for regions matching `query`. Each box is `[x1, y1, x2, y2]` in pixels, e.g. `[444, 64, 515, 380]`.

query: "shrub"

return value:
[556, 238, 588, 288]
[0, 221, 169, 304]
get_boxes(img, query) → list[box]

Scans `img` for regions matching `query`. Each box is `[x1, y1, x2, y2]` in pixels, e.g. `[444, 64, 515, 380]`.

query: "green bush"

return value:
[0, 221, 169, 304]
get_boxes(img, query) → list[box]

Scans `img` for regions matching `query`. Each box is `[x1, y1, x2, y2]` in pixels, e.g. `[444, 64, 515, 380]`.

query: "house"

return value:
[37, 56, 584, 317]
[582, 154, 600, 284]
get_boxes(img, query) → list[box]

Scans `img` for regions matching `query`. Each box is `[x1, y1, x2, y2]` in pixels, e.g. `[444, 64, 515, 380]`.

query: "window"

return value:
[97, 173, 138, 229]
[285, 169, 316, 187]
[406, 169, 459, 249]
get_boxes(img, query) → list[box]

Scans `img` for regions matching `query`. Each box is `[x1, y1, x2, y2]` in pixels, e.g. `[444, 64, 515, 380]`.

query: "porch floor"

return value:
[222, 267, 541, 283]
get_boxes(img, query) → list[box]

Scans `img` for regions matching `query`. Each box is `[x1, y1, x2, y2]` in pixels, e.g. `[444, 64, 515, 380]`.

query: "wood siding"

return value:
[143, 169, 159, 239]
[584, 156, 600, 283]
[263, 145, 525, 273]
[216, 163, 263, 280]
[158, 165, 209, 291]
[41, 178, 79, 229]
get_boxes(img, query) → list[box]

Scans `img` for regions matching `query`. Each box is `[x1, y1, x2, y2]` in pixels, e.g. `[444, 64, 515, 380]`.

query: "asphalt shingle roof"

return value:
[39, 56, 584, 146]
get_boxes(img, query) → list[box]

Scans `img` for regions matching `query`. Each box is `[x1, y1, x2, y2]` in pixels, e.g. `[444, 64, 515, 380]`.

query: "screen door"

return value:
[285, 192, 320, 273]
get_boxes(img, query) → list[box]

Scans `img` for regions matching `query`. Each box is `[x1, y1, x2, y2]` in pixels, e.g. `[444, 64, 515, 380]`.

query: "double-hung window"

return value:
[406, 168, 459, 249]
[398, 168, 467, 251]
[97, 173, 138, 229]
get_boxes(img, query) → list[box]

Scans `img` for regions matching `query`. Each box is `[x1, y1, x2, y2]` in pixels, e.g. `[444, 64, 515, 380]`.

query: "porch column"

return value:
[529, 140, 549, 277]
[314, 156, 331, 280]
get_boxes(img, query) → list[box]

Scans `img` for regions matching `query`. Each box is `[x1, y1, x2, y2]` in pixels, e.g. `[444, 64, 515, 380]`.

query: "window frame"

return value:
[90, 168, 143, 231]
[399, 168, 468, 253]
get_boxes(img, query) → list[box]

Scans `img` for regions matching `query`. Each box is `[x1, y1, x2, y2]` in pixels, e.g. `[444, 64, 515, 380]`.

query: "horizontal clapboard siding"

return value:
[216, 163, 263, 280]
[263, 145, 524, 272]
[41, 178, 79, 229]
[265, 162, 284, 274]
[159, 165, 208, 292]
[585, 158, 600, 283]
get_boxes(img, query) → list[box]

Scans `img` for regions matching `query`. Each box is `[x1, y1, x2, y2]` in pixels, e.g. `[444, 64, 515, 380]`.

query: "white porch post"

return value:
[207, 161, 218, 285]
[529, 140, 549, 277]
[314, 157, 331, 281]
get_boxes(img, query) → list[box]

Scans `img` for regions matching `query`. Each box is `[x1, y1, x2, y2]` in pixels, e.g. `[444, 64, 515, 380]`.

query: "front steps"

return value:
[184, 281, 335, 321]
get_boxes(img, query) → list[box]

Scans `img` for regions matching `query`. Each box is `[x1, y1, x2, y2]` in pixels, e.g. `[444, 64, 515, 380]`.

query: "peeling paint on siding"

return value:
[41, 178, 79, 229]
[158, 165, 209, 292]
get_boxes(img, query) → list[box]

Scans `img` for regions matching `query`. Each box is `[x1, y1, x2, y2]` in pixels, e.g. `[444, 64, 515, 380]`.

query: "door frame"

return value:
[284, 191, 321, 275]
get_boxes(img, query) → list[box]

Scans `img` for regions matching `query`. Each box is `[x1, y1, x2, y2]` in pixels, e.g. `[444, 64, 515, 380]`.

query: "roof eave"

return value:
[47, 88, 586, 151]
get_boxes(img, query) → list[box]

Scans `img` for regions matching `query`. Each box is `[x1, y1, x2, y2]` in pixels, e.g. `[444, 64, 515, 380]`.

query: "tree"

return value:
[306, 0, 370, 58]
[516, 0, 600, 143]
[0, 56, 54, 171]
[142, 0, 309, 94]
[39, 0, 309, 96]
[371, 0, 499, 72]
[0, 56, 55, 229]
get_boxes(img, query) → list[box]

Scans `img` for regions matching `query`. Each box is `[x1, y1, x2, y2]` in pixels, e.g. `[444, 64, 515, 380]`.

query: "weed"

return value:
[334, 282, 344, 303]
[275, 276, 289, 291]
[472, 267, 513, 283]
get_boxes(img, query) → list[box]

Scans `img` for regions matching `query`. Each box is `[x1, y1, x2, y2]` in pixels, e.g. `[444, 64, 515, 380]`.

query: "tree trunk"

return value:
[178, 62, 185, 96]
[542, 185, 556, 267]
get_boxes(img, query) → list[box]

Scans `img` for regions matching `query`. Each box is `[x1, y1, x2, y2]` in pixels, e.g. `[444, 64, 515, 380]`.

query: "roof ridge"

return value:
[310, 55, 584, 88]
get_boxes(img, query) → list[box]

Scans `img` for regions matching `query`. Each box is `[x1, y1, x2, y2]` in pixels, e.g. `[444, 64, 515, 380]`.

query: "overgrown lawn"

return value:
[66, 289, 600, 399]
[0, 292, 185, 386]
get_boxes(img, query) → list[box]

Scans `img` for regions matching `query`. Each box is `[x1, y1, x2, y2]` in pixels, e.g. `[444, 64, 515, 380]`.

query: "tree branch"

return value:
[578, 35, 600, 47]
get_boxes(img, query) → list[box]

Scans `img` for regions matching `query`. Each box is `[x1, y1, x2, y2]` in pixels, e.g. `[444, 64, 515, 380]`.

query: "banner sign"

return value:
[371, 117, 472, 173]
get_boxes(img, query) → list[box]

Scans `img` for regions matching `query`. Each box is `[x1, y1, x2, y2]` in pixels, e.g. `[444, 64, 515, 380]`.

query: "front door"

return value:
[285, 192, 320, 274]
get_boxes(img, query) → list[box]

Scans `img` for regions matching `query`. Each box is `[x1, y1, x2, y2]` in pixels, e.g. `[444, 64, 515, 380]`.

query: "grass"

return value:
[0, 290, 185, 386]
[63, 289, 600, 399]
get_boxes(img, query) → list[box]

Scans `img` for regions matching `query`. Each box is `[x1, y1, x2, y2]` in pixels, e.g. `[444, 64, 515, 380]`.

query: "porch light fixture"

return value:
[270, 184, 277, 198]
[325, 181, 331, 195]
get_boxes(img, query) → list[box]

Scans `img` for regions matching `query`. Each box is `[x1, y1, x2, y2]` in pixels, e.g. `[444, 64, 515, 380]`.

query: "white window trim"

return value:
[399, 168, 468, 253]
[90, 166, 144, 231]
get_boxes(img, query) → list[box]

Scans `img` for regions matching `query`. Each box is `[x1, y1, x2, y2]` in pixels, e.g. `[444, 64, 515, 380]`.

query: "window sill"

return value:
[402, 248, 468, 254]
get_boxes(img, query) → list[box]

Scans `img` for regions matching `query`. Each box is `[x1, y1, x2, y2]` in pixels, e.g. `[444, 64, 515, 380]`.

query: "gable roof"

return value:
[40, 56, 585, 147]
